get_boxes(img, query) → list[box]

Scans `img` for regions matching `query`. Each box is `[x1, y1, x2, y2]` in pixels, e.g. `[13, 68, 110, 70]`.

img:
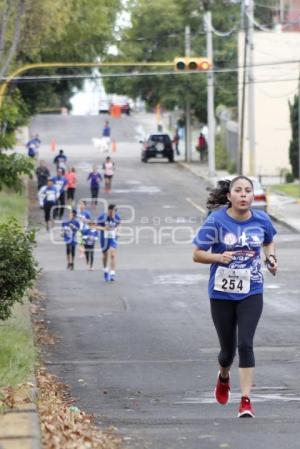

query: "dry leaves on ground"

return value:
[37, 368, 121, 449]
[0, 383, 34, 410]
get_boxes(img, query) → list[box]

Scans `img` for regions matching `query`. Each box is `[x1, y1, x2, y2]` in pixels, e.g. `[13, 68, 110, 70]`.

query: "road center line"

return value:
[185, 197, 206, 216]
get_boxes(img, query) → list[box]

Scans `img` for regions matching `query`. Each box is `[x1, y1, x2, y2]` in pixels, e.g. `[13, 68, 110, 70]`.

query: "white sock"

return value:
[104, 267, 109, 273]
[110, 270, 115, 275]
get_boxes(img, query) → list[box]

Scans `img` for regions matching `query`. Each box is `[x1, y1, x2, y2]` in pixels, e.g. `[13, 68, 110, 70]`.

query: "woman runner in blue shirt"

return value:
[193, 176, 277, 418]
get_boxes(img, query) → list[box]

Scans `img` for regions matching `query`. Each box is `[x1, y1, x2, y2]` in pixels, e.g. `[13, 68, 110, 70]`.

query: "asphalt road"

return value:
[32, 113, 300, 449]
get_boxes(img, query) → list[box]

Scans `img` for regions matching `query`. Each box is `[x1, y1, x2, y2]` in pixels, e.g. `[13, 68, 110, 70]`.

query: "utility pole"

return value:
[298, 68, 300, 190]
[185, 25, 192, 163]
[205, 11, 216, 177]
[246, 0, 256, 176]
[239, 26, 248, 176]
[279, 0, 284, 23]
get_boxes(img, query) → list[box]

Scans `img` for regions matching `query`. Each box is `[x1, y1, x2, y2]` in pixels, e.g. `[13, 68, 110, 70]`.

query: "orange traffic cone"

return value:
[112, 139, 117, 152]
[50, 138, 57, 152]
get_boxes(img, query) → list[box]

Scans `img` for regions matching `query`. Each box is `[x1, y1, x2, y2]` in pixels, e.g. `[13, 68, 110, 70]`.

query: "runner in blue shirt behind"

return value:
[52, 168, 68, 220]
[97, 204, 121, 282]
[81, 220, 98, 271]
[193, 175, 277, 419]
[77, 200, 92, 259]
[61, 209, 80, 270]
[38, 177, 59, 230]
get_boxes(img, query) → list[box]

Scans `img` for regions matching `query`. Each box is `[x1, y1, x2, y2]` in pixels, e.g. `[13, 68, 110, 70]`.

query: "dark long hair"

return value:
[206, 176, 253, 211]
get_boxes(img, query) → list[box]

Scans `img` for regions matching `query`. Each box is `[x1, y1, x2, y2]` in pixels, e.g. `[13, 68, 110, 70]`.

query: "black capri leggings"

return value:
[66, 243, 76, 258]
[84, 244, 94, 267]
[210, 294, 263, 368]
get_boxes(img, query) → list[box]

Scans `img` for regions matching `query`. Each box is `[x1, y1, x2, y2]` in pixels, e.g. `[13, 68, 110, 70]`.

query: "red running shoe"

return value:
[214, 372, 230, 405]
[238, 395, 255, 418]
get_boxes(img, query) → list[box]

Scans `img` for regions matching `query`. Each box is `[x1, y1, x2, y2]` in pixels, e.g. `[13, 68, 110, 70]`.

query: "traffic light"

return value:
[174, 57, 212, 71]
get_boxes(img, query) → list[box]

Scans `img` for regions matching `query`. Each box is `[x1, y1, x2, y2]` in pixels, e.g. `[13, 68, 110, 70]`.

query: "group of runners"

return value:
[61, 201, 120, 281]
[36, 145, 118, 281]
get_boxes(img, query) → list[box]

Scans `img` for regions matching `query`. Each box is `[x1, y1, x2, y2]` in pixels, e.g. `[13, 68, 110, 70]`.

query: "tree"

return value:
[288, 95, 299, 179]
[1, 0, 122, 113]
[0, 91, 34, 192]
[104, 0, 239, 121]
[0, 0, 26, 78]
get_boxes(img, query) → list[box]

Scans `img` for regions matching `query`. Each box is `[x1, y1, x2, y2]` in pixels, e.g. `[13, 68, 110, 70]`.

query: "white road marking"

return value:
[153, 273, 207, 285]
[186, 197, 206, 215]
[114, 186, 161, 194]
[174, 391, 300, 405]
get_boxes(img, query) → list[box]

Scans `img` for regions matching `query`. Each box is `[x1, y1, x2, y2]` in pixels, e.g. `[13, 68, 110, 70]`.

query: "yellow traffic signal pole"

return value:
[0, 61, 173, 109]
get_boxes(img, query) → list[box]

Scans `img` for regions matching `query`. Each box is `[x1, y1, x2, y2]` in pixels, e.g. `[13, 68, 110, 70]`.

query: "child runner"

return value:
[61, 209, 80, 270]
[97, 204, 121, 282]
[77, 200, 92, 258]
[193, 176, 277, 418]
[102, 156, 115, 193]
[81, 220, 98, 271]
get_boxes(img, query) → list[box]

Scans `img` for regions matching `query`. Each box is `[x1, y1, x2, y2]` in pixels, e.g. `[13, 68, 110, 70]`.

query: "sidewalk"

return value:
[0, 369, 41, 449]
[0, 305, 42, 449]
[179, 161, 300, 233]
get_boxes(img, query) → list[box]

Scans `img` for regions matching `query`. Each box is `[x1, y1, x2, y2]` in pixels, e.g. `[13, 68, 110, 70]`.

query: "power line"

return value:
[1, 56, 300, 82]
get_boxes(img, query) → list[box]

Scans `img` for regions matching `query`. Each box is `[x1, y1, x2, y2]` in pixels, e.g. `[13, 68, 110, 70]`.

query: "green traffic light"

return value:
[176, 61, 186, 70]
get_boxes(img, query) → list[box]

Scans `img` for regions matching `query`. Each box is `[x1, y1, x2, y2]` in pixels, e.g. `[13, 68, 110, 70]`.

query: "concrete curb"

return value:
[267, 212, 300, 234]
[0, 303, 43, 449]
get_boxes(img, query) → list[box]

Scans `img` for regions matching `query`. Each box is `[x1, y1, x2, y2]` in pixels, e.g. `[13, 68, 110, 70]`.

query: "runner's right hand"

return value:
[219, 251, 234, 264]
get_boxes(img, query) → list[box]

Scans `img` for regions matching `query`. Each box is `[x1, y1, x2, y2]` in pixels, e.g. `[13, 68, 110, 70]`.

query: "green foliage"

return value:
[15, 0, 122, 113]
[288, 95, 299, 178]
[0, 219, 39, 321]
[0, 190, 27, 223]
[215, 134, 228, 170]
[0, 93, 29, 149]
[0, 153, 34, 192]
[285, 172, 295, 183]
[105, 0, 239, 120]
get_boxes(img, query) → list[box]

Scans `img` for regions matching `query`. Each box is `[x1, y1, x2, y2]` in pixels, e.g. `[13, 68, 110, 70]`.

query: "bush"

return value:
[288, 95, 299, 178]
[215, 135, 228, 170]
[285, 172, 295, 183]
[0, 219, 39, 321]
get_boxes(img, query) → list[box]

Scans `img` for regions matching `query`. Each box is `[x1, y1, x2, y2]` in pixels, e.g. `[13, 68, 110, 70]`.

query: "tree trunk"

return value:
[0, 0, 25, 78]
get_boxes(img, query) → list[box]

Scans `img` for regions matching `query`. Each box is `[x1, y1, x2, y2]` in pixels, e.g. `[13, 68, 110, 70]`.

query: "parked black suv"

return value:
[141, 133, 174, 163]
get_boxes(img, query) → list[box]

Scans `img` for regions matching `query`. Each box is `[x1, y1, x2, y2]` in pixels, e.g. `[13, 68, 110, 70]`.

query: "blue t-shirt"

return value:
[102, 125, 110, 137]
[62, 219, 80, 245]
[97, 212, 121, 245]
[193, 207, 277, 300]
[52, 175, 68, 193]
[82, 228, 98, 247]
[41, 185, 58, 205]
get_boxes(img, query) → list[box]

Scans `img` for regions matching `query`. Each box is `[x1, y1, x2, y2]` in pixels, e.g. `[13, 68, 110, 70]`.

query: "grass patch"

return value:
[271, 183, 300, 199]
[0, 303, 36, 388]
[0, 185, 35, 391]
[0, 189, 27, 224]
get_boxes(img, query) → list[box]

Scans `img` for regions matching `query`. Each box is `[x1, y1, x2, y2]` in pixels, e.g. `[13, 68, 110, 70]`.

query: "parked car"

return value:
[141, 133, 174, 163]
[99, 99, 110, 114]
[215, 176, 268, 211]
